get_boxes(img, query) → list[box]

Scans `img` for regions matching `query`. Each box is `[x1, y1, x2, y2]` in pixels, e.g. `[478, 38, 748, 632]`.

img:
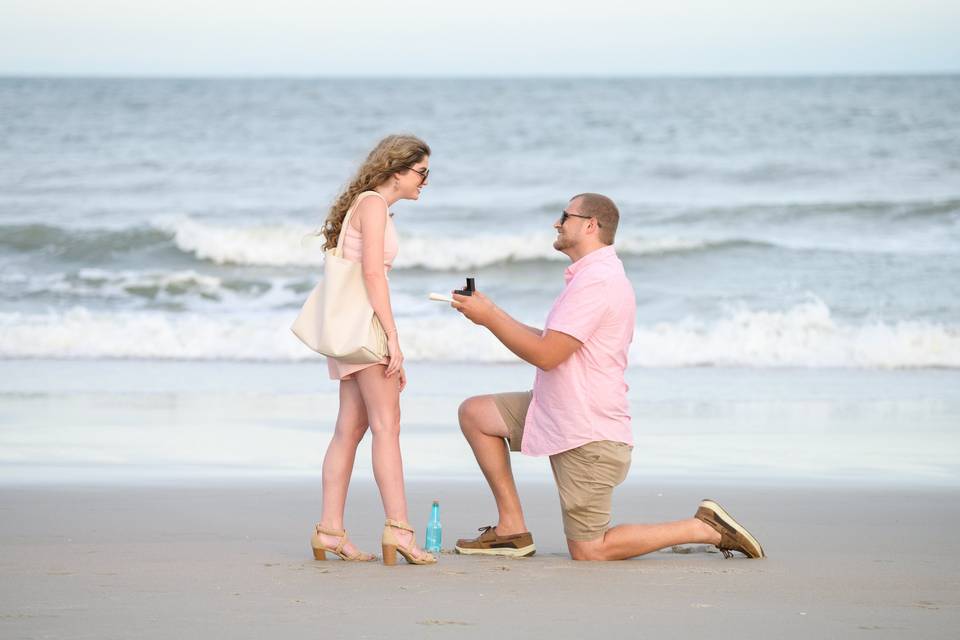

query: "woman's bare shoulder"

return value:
[355, 192, 388, 231]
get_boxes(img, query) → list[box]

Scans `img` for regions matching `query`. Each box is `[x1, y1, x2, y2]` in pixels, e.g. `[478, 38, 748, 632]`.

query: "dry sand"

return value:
[1, 480, 957, 639]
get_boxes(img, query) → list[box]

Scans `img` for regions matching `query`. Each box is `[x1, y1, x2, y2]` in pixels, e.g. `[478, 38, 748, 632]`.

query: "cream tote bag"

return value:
[290, 192, 388, 364]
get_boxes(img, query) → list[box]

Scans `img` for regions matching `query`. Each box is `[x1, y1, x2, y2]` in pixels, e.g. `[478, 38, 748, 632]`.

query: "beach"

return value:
[2, 481, 958, 639]
[2, 360, 959, 637]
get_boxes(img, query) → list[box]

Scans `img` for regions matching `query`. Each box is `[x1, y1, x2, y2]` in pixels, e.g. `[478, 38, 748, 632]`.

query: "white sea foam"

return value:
[1, 268, 302, 310]
[153, 216, 327, 267]
[631, 298, 960, 368]
[151, 215, 722, 269]
[1, 300, 957, 368]
[66, 269, 225, 299]
[153, 212, 959, 271]
[0, 308, 310, 361]
[395, 234, 706, 269]
[153, 214, 567, 268]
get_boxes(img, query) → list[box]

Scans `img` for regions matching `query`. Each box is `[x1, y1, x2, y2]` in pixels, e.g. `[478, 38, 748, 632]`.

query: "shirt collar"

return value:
[564, 244, 617, 283]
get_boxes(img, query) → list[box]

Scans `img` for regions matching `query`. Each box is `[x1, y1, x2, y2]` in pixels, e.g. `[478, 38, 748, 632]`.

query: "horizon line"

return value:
[1, 70, 958, 81]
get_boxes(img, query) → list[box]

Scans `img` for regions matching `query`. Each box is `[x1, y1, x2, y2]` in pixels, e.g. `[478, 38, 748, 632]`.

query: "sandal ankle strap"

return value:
[384, 519, 414, 533]
[315, 524, 347, 538]
[316, 525, 350, 555]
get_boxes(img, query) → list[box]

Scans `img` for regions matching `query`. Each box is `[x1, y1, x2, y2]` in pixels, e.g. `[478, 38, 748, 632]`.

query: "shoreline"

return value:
[5, 472, 960, 491]
[2, 359, 959, 487]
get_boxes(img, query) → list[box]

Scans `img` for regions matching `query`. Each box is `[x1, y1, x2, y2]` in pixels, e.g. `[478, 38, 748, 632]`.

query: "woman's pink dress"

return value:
[327, 191, 399, 380]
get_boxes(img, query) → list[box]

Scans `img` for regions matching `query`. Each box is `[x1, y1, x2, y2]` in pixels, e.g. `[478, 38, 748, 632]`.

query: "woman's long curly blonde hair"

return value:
[321, 134, 431, 251]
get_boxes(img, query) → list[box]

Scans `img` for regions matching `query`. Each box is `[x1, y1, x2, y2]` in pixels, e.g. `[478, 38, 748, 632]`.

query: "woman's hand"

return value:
[398, 366, 407, 392]
[385, 333, 404, 378]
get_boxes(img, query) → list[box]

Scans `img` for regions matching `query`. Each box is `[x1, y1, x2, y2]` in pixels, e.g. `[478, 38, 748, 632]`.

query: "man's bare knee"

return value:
[568, 538, 608, 561]
[458, 396, 483, 434]
[570, 548, 607, 561]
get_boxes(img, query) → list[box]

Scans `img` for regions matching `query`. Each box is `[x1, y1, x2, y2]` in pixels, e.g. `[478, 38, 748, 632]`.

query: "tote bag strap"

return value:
[333, 191, 389, 258]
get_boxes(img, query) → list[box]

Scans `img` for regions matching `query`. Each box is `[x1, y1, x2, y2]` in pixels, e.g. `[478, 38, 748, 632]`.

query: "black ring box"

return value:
[454, 277, 475, 296]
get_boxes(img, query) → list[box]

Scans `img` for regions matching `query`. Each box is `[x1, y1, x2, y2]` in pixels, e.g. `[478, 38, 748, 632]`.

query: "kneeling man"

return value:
[452, 193, 764, 561]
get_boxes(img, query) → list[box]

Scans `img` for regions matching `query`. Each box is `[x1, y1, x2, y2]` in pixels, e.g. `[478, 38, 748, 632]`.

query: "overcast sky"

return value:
[2, 0, 958, 76]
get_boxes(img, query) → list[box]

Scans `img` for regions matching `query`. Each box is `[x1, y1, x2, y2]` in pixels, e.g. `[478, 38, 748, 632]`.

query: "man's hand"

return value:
[451, 290, 497, 326]
[451, 288, 582, 369]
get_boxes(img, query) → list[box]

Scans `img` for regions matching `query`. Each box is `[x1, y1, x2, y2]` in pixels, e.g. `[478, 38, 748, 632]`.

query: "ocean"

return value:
[1, 76, 959, 485]
[2, 76, 958, 367]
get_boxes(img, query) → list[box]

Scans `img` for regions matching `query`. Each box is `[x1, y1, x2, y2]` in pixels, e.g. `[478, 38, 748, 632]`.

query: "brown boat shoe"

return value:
[694, 499, 766, 559]
[455, 525, 536, 557]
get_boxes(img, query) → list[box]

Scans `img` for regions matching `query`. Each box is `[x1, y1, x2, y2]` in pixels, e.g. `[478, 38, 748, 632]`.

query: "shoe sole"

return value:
[700, 499, 765, 559]
[454, 544, 536, 557]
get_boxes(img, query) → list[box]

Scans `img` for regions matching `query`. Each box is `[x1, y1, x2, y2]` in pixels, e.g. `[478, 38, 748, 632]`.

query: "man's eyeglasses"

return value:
[560, 210, 601, 227]
[407, 166, 429, 184]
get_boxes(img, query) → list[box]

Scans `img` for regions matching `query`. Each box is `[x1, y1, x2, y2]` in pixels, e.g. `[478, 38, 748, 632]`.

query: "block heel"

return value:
[310, 524, 376, 562]
[381, 519, 437, 566]
[382, 543, 398, 566]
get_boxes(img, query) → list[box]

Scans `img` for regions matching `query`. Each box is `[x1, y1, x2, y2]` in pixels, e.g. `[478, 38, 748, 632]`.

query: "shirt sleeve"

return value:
[546, 274, 608, 344]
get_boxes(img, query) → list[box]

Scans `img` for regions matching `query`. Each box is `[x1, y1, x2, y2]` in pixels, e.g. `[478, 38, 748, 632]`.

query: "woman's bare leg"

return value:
[354, 364, 430, 559]
[317, 378, 369, 555]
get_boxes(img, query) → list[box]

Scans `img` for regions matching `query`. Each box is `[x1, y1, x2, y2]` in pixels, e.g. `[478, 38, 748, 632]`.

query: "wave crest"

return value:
[150, 215, 736, 269]
[631, 298, 960, 368]
[1, 300, 957, 368]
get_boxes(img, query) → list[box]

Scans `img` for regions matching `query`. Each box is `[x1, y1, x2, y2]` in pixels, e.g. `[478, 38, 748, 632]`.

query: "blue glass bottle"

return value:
[425, 500, 441, 553]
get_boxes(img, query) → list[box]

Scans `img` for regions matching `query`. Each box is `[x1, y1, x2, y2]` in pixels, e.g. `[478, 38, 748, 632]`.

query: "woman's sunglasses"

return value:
[407, 166, 429, 184]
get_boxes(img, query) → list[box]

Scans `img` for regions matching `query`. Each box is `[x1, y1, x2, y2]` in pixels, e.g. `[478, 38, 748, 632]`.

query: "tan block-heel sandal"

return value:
[311, 524, 376, 562]
[381, 519, 437, 566]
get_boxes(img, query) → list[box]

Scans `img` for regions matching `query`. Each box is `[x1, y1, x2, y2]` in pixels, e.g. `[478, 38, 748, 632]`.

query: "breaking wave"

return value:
[2, 299, 957, 368]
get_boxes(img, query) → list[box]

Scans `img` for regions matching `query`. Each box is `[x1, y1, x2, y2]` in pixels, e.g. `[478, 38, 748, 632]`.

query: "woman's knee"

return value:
[369, 416, 400, 439]
[335, 422, 368, 444]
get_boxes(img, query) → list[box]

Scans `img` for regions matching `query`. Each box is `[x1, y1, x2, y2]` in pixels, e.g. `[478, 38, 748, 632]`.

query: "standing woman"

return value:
[310, 134, 436, 566]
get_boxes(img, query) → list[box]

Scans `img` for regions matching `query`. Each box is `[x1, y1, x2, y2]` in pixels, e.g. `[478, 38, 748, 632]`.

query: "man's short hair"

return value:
[570, 193, 619, 245]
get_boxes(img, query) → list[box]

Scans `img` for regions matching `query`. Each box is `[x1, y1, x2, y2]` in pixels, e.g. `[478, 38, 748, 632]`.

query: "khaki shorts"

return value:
[491, 391, 633, 542]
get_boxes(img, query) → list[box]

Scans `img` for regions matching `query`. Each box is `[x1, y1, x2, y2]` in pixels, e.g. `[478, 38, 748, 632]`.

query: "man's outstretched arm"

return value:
[452, 292, 581, 371]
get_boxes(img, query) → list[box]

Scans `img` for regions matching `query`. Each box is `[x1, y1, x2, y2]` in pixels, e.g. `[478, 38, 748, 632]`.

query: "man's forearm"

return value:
[484, 306, 550, 368]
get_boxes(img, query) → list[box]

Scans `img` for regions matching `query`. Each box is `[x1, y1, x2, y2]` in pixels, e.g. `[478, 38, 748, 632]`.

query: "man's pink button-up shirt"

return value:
[521, 244, 636, 457]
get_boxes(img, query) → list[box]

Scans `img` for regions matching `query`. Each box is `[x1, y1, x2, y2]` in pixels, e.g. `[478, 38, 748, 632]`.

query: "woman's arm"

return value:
[357, 196, 403, 377]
